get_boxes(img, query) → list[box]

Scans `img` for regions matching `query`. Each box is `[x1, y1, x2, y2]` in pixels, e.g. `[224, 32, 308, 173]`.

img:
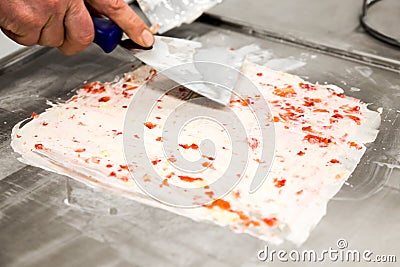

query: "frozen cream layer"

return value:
[11, 62, 380, 245]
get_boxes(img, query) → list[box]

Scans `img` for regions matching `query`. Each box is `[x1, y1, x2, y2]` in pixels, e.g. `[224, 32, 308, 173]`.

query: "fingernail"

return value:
[141, 29, 154, 47]
[150, 24, 160, 34]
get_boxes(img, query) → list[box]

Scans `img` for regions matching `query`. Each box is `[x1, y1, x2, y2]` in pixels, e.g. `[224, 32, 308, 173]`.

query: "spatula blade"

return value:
[121, 36, 234, 106]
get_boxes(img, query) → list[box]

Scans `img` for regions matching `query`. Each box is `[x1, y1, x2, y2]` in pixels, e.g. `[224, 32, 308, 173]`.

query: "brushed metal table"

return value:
[1, 1, 399, 266]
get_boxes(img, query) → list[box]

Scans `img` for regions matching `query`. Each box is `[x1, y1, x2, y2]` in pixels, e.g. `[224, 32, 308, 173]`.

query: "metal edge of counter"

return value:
[198, 13, 400, 73]
[0, 46, 51, 75]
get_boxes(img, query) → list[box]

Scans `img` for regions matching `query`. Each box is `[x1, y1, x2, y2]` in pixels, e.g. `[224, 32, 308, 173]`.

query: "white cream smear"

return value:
[137, 0, 222, 33]
[11, 62, 380, 245]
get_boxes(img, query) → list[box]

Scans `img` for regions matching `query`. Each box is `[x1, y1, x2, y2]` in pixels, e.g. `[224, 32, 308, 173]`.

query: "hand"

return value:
[86, 0, 155, 48]
[0, 0, 154, 55]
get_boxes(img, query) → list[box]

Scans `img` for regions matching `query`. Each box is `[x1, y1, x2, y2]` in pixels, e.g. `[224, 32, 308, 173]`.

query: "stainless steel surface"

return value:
[1, 3, 400, 266]
[207, 0, 400, 68]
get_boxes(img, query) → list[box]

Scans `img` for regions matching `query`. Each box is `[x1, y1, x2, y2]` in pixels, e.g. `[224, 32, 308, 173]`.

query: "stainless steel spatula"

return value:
[92, 17, 234, 106]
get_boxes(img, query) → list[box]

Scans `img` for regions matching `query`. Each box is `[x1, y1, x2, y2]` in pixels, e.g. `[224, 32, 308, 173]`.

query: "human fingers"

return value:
[0, 5, 44, 46]
[58, 0, 95, 55]
[38, 13, 65, 47]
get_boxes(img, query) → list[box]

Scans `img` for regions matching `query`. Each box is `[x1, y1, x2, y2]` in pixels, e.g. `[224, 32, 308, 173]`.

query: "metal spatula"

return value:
[92, 17, 234, 106]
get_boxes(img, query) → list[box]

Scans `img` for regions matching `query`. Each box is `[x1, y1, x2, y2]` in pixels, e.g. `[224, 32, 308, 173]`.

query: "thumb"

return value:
[86, 0, 154, 47]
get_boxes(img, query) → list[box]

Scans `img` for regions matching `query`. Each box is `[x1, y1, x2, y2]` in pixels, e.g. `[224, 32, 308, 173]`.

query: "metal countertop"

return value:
[1, 1, 400, 266]
[208, 0, 400, 67]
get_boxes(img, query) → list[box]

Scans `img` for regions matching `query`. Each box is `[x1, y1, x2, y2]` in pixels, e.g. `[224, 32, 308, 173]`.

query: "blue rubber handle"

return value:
[92, 16, 123, 53]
